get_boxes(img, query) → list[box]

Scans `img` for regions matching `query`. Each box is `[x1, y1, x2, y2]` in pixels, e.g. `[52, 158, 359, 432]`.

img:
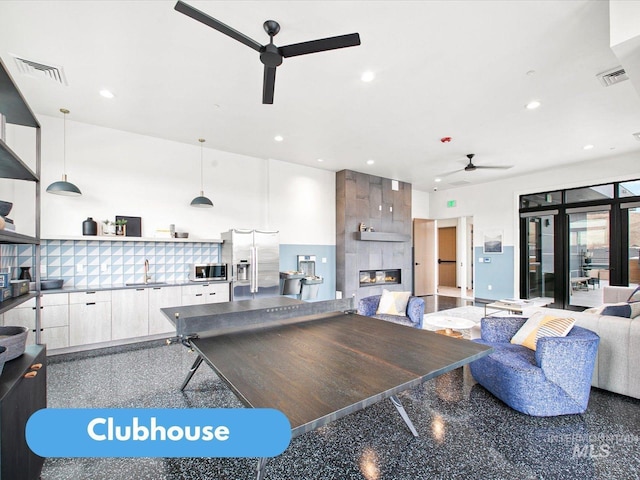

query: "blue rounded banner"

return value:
[27, 408, 291, 458]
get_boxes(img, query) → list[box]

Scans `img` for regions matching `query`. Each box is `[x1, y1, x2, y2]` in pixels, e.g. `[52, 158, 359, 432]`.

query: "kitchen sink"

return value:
[125, 282, 168, 287]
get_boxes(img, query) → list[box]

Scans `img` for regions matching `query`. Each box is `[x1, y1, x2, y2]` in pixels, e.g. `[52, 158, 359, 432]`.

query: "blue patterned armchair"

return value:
[357, 295, 424, 328]
[469, 316, 599, 416]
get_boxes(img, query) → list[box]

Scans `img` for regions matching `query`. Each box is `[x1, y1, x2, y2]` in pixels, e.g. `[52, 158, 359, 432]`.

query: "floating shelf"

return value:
[356, 231, 410, 242]
[41, 235, 223, 244]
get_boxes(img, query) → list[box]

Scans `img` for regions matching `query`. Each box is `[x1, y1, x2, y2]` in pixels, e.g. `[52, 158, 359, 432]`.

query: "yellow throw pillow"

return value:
[510, 311, 575, 350]
[376, 289, 411, 316]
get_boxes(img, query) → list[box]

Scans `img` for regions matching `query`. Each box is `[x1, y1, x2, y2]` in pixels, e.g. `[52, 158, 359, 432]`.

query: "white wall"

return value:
[6, 115, 335, 244]
[411, 188, 430, 219]
[267, 159, 335, 245]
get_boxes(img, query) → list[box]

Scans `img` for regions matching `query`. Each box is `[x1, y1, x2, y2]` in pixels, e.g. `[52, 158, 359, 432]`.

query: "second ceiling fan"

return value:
[462, 154, 513, 172]
[175, 1, 361, 104]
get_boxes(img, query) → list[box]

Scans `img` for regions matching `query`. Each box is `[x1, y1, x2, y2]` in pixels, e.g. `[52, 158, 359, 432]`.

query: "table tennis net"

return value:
[172, 297, 356, 338]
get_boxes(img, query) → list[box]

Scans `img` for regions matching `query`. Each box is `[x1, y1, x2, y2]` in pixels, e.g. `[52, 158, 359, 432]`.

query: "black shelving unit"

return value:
[0, 57, 43, 479]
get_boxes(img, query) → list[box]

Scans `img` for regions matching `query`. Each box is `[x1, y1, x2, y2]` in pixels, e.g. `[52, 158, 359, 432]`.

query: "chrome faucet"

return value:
[144, 259, 151, 284]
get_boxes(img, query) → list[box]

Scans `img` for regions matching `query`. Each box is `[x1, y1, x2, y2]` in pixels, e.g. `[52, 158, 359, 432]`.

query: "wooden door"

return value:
[438, 226, 457, 287]
[413, 219, 436, 296]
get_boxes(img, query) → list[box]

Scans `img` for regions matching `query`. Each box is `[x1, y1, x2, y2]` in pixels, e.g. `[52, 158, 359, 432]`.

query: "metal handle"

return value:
[31, 363, 43, 370]
[438, 259, 455, 264]
[24, 371, 38, 379]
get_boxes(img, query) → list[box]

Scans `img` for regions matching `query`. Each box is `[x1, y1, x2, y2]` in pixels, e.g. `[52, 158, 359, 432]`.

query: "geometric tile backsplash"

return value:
[17, 239, 220, 289]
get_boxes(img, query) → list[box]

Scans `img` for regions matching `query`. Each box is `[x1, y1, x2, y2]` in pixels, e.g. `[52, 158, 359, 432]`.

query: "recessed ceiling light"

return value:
[317, 158, 324, 162]
[274, 135, 284, 142]
[525, 100, 541, 110]
[361, 71, 375, 82]
[583, 144, 594, 150]
[435, 178, 442, 183]
[366, 159, 375, 165]
[526, 70, 536, 76]
[99, 89, 115, 99]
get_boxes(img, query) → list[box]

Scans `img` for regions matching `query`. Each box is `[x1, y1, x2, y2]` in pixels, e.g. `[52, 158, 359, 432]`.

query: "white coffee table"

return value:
[424, 315, 476, 331]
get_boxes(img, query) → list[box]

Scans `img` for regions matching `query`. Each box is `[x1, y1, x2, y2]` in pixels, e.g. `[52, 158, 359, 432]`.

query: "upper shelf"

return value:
[0, 57, 40, 128]
[0, 138, 38, 181]
[42, 235, 224, 244]
[0, 230, 39, 245]
[356, 231, 411, 242]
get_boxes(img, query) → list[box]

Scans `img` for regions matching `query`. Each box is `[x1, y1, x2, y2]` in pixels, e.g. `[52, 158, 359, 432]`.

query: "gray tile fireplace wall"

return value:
[336, 170, 412, 301]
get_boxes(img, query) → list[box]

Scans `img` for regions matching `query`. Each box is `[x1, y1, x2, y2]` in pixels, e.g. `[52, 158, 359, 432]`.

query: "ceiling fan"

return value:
[462, 154, 513, 172]
[174, 1, 361, 104]
[437, 154, 513, 178]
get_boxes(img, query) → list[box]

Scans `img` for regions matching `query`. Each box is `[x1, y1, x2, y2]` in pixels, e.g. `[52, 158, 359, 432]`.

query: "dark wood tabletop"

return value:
[191, 311, 492, 437]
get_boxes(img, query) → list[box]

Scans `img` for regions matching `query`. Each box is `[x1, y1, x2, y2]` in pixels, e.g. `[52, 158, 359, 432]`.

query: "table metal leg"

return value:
[180, 355, 204, 391]
[390, 395, 419, 437]
[256, 457, 268, 480]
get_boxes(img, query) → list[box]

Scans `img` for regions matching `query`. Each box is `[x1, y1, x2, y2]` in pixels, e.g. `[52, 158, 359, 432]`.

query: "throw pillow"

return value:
[587, 301, 640, 319]
[627, 285, 640, 303]
[510, 311, 575, 350]
[376, 289, 411, 316]
[601, 302, 640, 319]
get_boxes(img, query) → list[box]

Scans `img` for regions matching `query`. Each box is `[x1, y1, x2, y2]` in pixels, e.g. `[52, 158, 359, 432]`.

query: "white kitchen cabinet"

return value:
[2, 300, 36, 344]
[111, 288, 149, 340]
[3, 293, 69, 349]
[148, 285, 181, 335]
[181, 283, 229, 305]
[68, 291, 112, 346]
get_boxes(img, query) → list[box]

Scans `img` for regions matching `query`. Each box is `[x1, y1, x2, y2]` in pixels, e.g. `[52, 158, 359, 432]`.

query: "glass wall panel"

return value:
[619, 181, 640, 198]
[565, 184, 614, 203]
[629, 206, 640, 287]
[520, 191, 561, 209]
[525, 215, 555, 300]
[568, 210, 609, 307]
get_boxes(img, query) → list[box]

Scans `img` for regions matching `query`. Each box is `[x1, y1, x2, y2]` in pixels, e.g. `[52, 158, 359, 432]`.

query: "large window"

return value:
[520, 179, 640, 309]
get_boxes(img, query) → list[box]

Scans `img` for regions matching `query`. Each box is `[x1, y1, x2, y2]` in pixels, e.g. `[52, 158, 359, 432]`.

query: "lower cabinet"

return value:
[2, 294, 69, 350]
[0, 345, 46, 480]
[181, 282, 230, 305]
[112, 288, 149, 340]
[148, 285, 182, 335]
[68, 291, 112, 347]
[2, 282, 231, 352]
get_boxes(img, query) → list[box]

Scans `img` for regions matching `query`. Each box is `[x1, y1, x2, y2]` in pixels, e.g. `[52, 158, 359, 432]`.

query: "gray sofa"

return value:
[531, 286, 640, 399]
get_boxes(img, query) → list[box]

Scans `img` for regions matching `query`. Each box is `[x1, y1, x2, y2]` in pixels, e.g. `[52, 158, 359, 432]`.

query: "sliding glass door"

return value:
[567, 207, 610, 308]
[624, 203, 640, 288]
[523, 213, 556, 302]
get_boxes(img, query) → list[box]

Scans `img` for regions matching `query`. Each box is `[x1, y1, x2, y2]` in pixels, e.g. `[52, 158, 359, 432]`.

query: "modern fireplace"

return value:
[359, 269, 401, 287]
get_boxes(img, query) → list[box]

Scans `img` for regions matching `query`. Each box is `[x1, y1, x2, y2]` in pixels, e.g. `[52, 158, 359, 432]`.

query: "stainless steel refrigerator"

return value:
[221, 229, 280, 301]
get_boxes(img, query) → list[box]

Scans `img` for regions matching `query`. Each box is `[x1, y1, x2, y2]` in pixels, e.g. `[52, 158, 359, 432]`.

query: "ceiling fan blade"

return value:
[263, 65, 276, 104]
[474, 165, 513, 169]
[280, 33, 361, 58]
[174, 1, 263, 52]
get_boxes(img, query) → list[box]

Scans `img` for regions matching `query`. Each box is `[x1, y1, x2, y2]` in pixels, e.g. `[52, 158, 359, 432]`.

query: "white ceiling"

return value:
[1, 0, 639, 192]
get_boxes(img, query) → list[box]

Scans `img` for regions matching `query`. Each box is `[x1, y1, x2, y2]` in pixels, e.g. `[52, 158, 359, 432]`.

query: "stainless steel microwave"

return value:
[190, 263, 227, 281]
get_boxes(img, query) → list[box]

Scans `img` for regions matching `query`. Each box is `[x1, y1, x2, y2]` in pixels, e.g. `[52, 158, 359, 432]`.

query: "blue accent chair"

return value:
[469, 316, 599, 416]
[357, 295, 424, 328]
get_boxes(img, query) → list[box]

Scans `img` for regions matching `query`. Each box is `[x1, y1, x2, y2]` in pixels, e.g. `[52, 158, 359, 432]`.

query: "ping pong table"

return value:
[162, 297, 492, 479]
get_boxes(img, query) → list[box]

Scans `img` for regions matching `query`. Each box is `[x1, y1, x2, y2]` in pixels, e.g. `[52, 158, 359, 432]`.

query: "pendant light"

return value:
[46, 108, 82, 196]
[190, 138, 213, 208]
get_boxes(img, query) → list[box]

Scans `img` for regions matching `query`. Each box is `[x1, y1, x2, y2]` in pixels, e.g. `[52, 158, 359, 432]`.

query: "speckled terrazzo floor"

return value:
[41, 296, 640, 480]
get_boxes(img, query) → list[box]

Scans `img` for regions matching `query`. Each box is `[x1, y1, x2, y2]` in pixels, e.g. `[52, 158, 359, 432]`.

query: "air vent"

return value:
[11, 54, 68, 85]
[633, 132, 640, 142]
[596, 66, 628, 87]
[448, 180, 471, 187]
